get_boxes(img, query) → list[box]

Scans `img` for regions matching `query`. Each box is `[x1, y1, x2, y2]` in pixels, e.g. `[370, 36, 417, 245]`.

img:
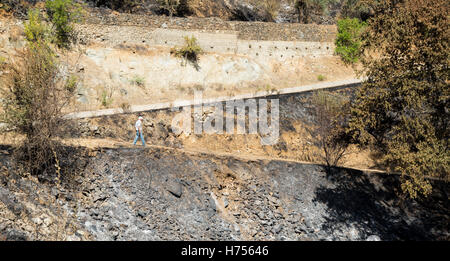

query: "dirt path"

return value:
[60, 137, 390, 175]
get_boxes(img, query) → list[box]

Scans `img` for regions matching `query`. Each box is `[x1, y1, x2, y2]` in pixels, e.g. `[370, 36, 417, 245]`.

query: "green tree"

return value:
[347, 0, 449, 198]
[335, 18, 366, 64]
[45, 0, 83, 48]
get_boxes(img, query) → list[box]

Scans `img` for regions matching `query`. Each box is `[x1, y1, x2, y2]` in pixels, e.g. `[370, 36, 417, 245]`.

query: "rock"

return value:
[51, 187, 59, 197]
[32, 217, 43, 225]
[3, 229, 27, 241]
[76, 88, 89, 104]
[209, 195, 217, 212]
[43, 217, 53, 227]
[0, 187, 24, 216]
[167, 181, 182, 198]
[75, 230, 85, 237]
[273, 224, 282, 234]
[294, 225, 305, 234]
[267, 195, 279, 205]
[137, 210, 147, 218]
[348, 227, 360, 241]
[366, 235, 381, 241]
[257, 211, 265, 220]
[154, 123, 169, 139]
[304, 219, 312, 228]
[91, 125, 99, 132]
[223, 198, 229, 208]
[66, 234, 81, 241]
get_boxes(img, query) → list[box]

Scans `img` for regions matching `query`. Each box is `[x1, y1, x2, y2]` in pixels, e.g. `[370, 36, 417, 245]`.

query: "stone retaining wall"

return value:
[74, 23, 335, 59]
[82, 9, 336, 42]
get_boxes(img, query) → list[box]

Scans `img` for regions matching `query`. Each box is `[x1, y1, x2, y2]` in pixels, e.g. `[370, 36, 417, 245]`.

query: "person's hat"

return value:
[138, 116, 143, 120]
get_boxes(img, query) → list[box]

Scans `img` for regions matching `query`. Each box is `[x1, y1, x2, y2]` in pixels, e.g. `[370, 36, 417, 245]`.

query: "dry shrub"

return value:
[259, 0, 281, 22]
[295, 0, 336, 23]
[1, 41, 74, 179]
[157, 0, 180, 17]
[120, 102, 131, 113]
[310, 90, 350, 168]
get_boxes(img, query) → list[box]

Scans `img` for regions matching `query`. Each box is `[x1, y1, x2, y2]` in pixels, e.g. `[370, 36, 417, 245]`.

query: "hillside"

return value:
[1, 10, 356, 113]
[84, 0, 343, 24]
[0, 0, 448, 243]
[1, 145, 448, 241]
[2, 0, 344, 24]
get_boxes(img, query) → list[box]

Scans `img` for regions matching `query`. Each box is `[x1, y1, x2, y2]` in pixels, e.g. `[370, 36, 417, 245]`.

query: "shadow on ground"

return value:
[313, 167, 450, 240]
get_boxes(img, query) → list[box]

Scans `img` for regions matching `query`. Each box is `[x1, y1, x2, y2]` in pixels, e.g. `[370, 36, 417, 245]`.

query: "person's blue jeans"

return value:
[133, 130, 145, 146]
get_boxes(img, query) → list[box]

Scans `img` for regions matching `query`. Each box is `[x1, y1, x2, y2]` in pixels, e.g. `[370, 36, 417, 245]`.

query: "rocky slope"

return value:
[0, 145, 448, 241]
[84, 0, 341, 24]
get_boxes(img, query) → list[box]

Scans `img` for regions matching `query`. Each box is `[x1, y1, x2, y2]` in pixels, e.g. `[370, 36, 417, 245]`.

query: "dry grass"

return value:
[259, 0, 281, 22]
[8, 25, 23, 42]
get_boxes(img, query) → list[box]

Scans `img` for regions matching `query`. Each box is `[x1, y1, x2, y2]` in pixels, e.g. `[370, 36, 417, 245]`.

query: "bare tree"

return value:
[310, 90, 349, 168]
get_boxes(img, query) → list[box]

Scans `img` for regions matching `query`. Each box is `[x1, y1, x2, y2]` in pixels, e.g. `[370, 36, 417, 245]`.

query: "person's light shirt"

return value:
[135, 119, 143, 131]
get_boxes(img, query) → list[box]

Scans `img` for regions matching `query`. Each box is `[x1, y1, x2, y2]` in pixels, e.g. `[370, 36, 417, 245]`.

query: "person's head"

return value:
[138, 116, 143, 121]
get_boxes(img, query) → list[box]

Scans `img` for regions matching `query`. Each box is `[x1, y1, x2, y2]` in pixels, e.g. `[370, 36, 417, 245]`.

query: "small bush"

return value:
[100, 88, 113, 108]
[171, 36, 203, 70]
[335, 18, 366, 64]
[24, 8, 49, 43]
[317, 74, 326, 81]
[130, 75, 145, 87]
[120, 102, 131, 112]
[45, 0, 83, 49]
[0, 56, 6, 65]
[64, 74, 78, 93]
[0, 2, 10, 11]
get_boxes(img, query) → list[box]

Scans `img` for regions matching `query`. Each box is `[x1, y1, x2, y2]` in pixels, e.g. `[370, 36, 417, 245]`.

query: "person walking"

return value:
[133, 116, 146, 146]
